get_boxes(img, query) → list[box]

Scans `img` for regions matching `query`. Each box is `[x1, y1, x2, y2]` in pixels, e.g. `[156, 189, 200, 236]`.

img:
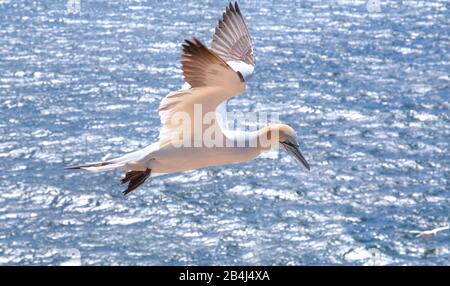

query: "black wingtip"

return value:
[225, 4, 231, 14]
[229, 2, 234, 12]
[234, 2, 241, 14]
[184, 37, 203, 47]
[64, 166, 81, 170]
[227, 2, 239, 14]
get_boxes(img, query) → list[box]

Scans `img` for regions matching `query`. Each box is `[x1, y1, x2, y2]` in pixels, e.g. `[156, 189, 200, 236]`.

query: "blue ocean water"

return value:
[0, 0, 449, 265]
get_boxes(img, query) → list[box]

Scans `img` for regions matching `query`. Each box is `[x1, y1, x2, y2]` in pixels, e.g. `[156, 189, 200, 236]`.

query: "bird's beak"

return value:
[280, 140, 310, 171]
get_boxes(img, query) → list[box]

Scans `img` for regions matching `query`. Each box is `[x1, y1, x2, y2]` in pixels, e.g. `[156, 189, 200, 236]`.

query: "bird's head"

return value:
[258, 124, 310, 171]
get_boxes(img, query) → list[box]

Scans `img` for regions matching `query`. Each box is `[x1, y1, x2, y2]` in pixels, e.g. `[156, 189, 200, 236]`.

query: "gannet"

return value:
[66, 2, 310, 195]
[409, 225, 450, 238]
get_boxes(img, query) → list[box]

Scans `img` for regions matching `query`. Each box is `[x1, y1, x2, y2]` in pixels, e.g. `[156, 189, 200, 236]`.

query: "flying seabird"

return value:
[66, 2, 310, 195]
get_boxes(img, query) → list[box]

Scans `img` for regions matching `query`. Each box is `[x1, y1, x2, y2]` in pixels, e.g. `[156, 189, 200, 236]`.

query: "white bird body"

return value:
[81, 83, 264, 175]
[148, 143, 262, 174]
[413, 225, 450, 238]
[66, 2, 310, 194]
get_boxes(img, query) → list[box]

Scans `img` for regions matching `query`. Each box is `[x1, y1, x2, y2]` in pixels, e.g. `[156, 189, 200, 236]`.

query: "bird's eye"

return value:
[236, 71, 245, 82]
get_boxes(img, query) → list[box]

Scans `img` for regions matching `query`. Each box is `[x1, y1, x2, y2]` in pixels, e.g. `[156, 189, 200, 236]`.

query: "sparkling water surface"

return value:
[0, 0, 449, 265]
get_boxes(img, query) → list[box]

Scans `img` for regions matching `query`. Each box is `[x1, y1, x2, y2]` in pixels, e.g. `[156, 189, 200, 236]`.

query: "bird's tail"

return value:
[64, 147, 151, 172]
[65, 158, 152, 195]
[64, 160, 124, 171]
[65, 143, 159, 194]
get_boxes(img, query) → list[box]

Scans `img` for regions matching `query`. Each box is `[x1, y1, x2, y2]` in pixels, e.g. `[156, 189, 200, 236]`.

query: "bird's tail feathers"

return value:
[64, 160, 124, 171]
[64, 149, 146, 172]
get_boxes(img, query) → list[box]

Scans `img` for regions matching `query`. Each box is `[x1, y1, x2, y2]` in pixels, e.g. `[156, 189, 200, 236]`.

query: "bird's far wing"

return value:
[158, 38, 245, 144]
[181, 37, 245, 91]
[210, 3, 254, 135]
[211, 2, 255, 67]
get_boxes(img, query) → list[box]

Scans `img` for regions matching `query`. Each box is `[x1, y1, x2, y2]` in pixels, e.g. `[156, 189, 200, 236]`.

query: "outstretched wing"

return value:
[210, 2, 255, 137]
[211, 2, 255, 67]
[158, 38, 245, 144]
[181, 38, 245, 90]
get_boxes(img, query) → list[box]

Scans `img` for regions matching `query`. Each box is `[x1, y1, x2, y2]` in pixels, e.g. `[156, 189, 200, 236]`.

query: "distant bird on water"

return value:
[66, 2, 310, 194]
